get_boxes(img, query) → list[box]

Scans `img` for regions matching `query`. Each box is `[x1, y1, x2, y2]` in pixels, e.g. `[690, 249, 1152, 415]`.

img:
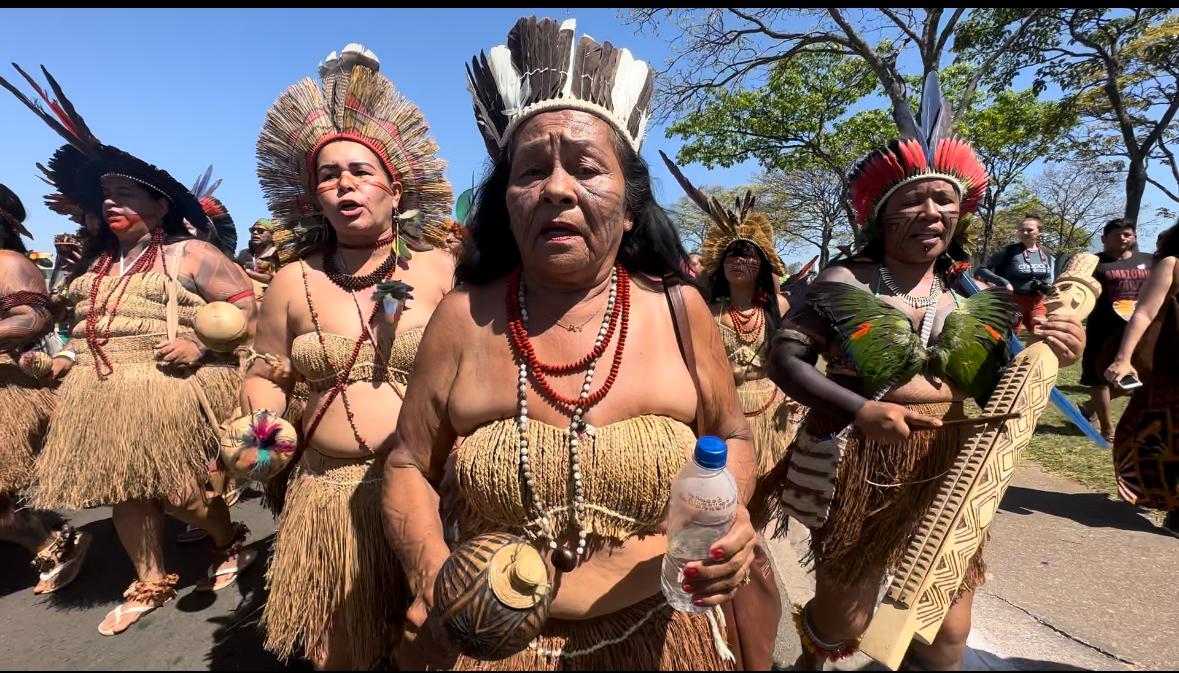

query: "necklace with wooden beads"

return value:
[505, 265, 630, 572]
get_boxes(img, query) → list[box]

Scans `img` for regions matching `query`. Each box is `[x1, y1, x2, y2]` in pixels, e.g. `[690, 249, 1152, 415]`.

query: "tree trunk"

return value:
[1124, 157, 1147, 226]
[820, 225, 832, 267]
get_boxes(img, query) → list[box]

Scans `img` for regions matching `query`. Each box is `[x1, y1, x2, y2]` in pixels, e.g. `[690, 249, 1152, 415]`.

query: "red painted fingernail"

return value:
[682, 583, 694, 592]
[683, 567, 698, 578]
[711, 549, 725, 560]
[693, 599, 706, 607]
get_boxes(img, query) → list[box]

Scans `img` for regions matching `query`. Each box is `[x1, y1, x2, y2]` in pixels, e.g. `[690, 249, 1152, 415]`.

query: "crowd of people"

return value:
[0, 14, 1174, 672]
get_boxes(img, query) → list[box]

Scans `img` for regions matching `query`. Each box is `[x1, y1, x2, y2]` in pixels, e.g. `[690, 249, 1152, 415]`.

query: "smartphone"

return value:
[1118, 374, 1144, 391]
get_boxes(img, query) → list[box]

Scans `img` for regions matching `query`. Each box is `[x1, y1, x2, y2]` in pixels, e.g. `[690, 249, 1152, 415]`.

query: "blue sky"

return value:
[0, 8, 1170, 261]
[0, 8, 755, 250]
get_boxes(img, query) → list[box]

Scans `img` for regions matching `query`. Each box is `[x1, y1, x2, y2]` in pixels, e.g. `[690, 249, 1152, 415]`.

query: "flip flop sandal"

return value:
[33, 531, 92, 595]
[97, 601, 166, 636]
[197, 547, 258, 592]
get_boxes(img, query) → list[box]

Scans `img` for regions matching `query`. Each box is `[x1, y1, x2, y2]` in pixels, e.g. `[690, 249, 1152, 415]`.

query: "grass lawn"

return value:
[1021, 360, 1129, 497]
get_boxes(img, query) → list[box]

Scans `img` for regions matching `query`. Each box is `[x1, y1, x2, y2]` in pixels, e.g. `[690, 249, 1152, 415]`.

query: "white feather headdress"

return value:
[467, 17, 655, 157]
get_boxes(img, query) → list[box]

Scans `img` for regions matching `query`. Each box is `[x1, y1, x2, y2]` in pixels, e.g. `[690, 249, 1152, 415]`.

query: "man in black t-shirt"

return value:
[1080, 219, 1154, 440]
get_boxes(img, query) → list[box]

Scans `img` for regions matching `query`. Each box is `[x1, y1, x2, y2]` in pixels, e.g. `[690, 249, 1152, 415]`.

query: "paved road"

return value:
[3, 463, 1175, 670]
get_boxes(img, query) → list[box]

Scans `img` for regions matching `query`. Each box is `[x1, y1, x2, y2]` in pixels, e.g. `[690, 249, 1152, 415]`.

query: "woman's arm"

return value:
[381, 290, 465, 603]
[674, 284, 762, 609]
[680, 284, 756, 502]
[241, 263, 298, 415]
[185, 241, 259, 335]
[0, 252, 51, 351]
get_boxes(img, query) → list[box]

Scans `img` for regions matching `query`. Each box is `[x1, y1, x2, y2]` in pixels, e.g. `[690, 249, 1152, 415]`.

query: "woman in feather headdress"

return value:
[757, 74, 1086, 669]
[661, 154, 807, 482]
[244, 43, 455, 669]
[0, 66, 259, 637]
[382, 16, 775, 672]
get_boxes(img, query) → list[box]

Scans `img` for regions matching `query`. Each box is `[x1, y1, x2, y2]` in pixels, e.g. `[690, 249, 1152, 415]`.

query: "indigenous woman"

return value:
[760, 75, 1086, 669]
[1105, 220, 1179, 535]
[1, 65, 258, 636]
[0, 182, 90, 595]
[382, 17, 774, 671]
[245, 44, 455, 669]
[661, 155, 806, 478]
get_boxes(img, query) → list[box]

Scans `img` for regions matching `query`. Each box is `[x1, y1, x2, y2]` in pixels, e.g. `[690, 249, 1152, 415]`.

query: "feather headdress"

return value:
[0, 64, 217, 246]
[257, 43, 452, 259]
[660, 150, 785, 277]
[848, 72, 987, 231]
[467, 17, 655, 157]
[190, 166, 237, 255]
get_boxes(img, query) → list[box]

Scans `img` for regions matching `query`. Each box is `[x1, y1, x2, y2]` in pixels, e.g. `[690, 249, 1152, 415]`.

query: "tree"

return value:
[664, 50, 896, 243]
[956, 85, 1079, 258]
[628, 8, 1043, 130]
[956, 8, 1179, 225]
[1019, 163, 1122, 255]
[666, 185, 752, 253]
[755, 167, 853, 266]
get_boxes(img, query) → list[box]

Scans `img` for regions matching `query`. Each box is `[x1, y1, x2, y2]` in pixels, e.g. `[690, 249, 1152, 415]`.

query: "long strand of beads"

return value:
[513, 266, 624, 572]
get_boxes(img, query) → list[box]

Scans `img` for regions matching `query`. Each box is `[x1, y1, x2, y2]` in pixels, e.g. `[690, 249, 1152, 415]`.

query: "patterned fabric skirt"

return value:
[1114, 381, 1179, 511]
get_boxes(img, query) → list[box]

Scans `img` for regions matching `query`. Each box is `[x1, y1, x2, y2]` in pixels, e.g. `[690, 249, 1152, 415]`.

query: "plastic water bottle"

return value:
[661, 435, 739, 612]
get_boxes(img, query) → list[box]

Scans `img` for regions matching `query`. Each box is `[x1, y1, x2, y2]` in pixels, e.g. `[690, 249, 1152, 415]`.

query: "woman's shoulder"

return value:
[815, 260, 870, 287]
[167, 238, 224, 259]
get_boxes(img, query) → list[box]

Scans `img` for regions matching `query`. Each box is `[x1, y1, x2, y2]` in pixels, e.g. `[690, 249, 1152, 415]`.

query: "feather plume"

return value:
[658, 150, 713, 217]
[917, 71, 952, 165]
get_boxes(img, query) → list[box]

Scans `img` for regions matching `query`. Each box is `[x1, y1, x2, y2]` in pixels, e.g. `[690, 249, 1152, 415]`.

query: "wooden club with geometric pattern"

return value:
[859, 254, 1102, 669]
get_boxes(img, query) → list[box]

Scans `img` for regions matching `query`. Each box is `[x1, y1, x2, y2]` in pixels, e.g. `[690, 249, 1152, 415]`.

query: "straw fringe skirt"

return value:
[451, 594, 733, 671]
[739, 377, 805, 477]
[0, 362, 56, 493]
[262, 449, 405, 668]
[757, 401, 986, 594]
[33, 350, 238, 509]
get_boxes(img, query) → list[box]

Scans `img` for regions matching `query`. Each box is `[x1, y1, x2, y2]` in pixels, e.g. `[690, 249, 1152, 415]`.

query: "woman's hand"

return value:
[1105, 359, 1139, 388]
[854, 400, 942, 445]
[681, 506, 757, 608]
[398, 574, 460, 669]
[1031, 315, 1085, 366]
[53, 237, 82, 268]
[155, 336, 206, 368]
[50, 354, 74, 379]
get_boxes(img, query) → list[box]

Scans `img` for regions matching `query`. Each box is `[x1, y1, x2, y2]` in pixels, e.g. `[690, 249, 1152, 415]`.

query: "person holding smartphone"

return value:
[1081, 219, 1153, 442]
[1105, 219, 1179, 535]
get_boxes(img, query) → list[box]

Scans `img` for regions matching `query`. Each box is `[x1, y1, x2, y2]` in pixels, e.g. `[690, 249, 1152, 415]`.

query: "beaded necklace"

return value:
[85, 228, 166, 378]
[301, 236, 399, 451]
[505, 265, 630, 571]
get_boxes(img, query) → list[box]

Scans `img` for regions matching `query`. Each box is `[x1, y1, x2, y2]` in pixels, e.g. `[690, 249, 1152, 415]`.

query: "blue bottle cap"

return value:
[694, 435, 727, 470]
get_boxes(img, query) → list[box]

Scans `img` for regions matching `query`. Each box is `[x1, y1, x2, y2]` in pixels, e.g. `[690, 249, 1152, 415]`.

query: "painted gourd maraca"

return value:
[218, 410, 297, 481]
[432, 532, 552, 660]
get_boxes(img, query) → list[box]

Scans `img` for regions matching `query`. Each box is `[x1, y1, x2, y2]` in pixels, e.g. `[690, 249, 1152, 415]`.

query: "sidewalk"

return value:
[765, 463, 1177, 670]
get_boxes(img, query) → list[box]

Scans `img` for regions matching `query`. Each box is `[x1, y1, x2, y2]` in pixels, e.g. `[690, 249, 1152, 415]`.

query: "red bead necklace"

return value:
[505, 265, 630, 411]
[84, 228, 165, 378]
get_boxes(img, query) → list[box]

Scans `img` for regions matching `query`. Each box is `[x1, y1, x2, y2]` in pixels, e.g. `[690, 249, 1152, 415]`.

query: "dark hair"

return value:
[1156, 219, 1179, 261]
[0, 183, 28, 254]
[709, 240, 782, 341]
[1103, 218, 1136, 237]
[1021, 214, 1043, 226]
[78, 183, 193, 271]
[455, 124, 689, 286]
